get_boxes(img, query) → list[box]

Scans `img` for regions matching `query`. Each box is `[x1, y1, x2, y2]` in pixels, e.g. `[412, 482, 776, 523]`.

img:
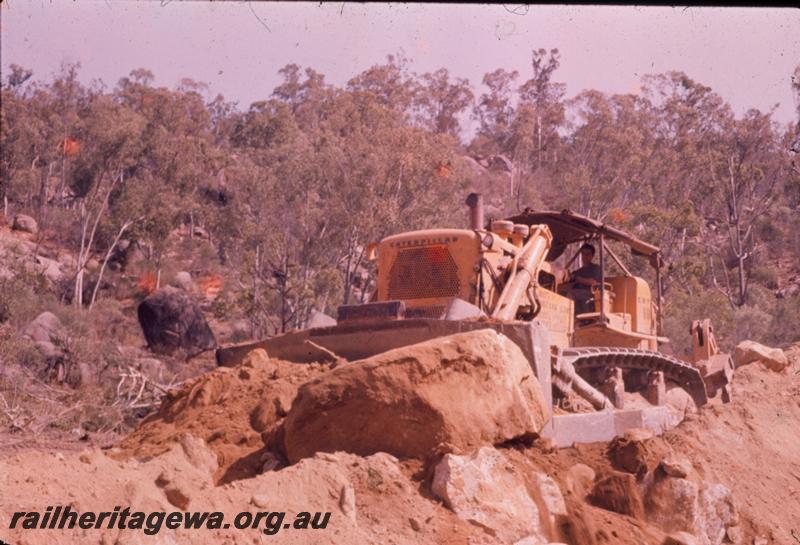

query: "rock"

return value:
[660, 455, 693, 479]
[261, 452, 281, 473]
[176, 434, 218, 477]
[529, 472, 568, 535]
[608, 427, 668, 479]
[564, 463, 596, 500]
[725, 525, 743, 544]
[110, 239, 146, 272]
[163, 485, 191, 509]
[698, 483, 738, 545]
[173, 271, 194, 291]
[644, 472, 737, 545]
[135, 357, 163, 380]
[192, 225, 209, 239]
[12, 213, 38, 234]
[589, 471, 645, 519]
[22, 312, 67, 342]
[137, 286, 216, 356]
[243, 348, 271, 368]
[251, 494, 270, 509]
[733, 340, 788, 371]
[33, 340, 62, 359]
[21, 311, 68, 359]
[409, 517, 422, 531]
[57, 252, 77, 269]
[533, 436, 558, 454]
[339, 483, 357, 522]
[431, 446, 546, 544]
[665, 386, 698, 426]
[513, 538, 545, 545]
[33, 255, 64, 284]
[282, 329, 547, 462]
[663, 532, 700, 545]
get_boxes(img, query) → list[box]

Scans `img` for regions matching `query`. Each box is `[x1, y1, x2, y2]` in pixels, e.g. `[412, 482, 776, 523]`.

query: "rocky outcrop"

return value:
[137, 286, 216, 356]
[281, 329, 548, 462]
[732, 340, 788, 371]
[644, 465, 738, 545]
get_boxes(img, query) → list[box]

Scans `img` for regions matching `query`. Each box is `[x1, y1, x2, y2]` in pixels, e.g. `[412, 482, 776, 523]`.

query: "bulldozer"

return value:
[217, 193, 733, 446]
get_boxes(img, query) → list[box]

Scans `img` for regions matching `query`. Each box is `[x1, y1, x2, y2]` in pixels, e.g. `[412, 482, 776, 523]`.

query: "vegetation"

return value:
[2, 52, 799, 354]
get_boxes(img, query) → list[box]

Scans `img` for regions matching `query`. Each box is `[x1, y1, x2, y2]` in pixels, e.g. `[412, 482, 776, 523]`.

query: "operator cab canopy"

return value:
[505, 208, 664, 270]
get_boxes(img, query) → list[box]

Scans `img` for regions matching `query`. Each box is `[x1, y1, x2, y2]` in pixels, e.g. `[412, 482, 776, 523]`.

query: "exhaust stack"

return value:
[466, 192, 484, 230]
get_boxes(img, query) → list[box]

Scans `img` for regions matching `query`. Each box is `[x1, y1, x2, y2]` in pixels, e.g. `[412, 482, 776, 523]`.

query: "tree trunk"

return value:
[74, 200, 89, 308]
[251, 244, 261, 338]
[89, 219, 134, 311]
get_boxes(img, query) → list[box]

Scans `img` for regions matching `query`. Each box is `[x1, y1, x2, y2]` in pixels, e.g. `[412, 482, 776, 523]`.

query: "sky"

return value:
[2, 2, 799, 132]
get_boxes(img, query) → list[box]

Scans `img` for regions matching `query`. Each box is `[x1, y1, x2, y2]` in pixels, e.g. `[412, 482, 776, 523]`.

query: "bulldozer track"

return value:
[561, 347, 709, 407]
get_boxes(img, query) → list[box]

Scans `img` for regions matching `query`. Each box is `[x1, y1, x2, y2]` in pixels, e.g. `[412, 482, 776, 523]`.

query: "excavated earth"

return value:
[1, 333, 798, 545]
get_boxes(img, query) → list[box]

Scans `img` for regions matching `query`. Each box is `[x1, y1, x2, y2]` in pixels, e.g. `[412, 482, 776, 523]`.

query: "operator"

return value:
[568, 243, 602, 314]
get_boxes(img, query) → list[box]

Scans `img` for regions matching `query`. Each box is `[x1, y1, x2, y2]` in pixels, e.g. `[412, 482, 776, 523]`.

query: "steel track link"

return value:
[561, 347, 709, 406]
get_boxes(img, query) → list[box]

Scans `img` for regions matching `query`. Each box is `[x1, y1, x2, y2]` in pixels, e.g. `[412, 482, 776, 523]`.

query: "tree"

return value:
[416, 68, 474, 138]
[68, 94, 145, 307]
[549, 90, 652, 220]
[347, 53, 420, 120]
[704, 109, 784, 307]
[471, 68, 519, 156]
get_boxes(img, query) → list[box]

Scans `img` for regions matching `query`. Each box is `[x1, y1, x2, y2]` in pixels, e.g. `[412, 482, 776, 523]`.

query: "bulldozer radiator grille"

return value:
[388, 246, 460, 300]
[406, 305, 446, 319]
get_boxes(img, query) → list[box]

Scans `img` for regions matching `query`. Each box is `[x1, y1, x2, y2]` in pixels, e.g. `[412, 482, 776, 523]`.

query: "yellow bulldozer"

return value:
[218, 193, 733, 445]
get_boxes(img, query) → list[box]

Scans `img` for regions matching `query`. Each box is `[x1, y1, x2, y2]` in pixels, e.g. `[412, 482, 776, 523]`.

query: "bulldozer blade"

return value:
[337, 300, 405, 323]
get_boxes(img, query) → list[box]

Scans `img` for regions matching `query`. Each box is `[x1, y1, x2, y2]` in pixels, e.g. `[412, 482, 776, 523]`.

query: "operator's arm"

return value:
[574, 275, 598, 287]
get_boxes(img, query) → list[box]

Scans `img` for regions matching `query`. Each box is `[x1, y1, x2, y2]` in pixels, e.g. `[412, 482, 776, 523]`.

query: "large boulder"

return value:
[109, 239, 146, 272]
[32, 255, 64, 285]
[12, 213, 38, 234]
[282, 329, 547, 462]
[732, 340, 788, 371]
[137, 286, 216, 356]
[21, 311, 68, 359]
[644, 469, 738, 545]
[432, 446, 548, 544]
[172, 271, 194, 291]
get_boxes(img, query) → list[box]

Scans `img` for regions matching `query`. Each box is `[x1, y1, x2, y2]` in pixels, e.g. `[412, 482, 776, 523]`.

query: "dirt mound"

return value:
[115, 349, 333, 483]
[282, 329, 548, 463]
[2, 439, 494, 545]
[4, 340, 798, 545]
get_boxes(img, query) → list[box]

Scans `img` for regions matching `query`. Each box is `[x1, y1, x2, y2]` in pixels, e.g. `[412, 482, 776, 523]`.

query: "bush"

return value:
[765, 295, 800, 347]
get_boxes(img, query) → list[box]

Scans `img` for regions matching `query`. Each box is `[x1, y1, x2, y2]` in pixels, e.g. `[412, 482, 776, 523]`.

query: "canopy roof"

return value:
[505, 209, 662, 266]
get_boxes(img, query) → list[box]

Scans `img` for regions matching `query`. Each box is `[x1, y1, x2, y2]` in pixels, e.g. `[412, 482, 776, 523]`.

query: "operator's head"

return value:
[580, 243, 596, 263]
